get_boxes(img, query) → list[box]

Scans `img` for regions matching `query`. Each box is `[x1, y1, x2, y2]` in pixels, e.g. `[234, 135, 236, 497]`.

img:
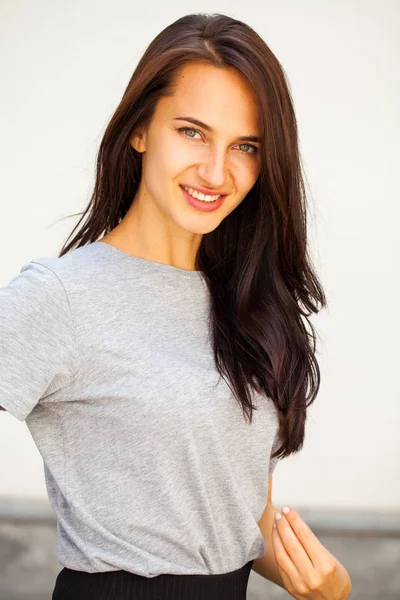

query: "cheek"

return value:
[151, 138, 191, 179]
[232, 158, 259, 192]
[141, 144, 185, 206]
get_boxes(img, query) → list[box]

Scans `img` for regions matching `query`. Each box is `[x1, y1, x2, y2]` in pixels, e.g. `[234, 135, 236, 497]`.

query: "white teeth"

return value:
[183, 185, 221, 202]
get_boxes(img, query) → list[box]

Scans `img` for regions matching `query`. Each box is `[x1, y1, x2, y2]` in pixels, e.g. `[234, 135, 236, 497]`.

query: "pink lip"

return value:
[180, 185, 226, 213]
[181, 183, 228, 196]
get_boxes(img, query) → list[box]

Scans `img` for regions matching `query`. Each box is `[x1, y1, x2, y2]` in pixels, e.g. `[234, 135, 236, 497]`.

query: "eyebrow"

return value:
[173, 116, 261, 143]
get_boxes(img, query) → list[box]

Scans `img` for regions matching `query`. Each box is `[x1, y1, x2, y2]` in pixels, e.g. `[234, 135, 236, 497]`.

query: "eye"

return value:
[177, 127, 202, 139]
[178, 127, 258, 156]
[236, 143, 258, 156]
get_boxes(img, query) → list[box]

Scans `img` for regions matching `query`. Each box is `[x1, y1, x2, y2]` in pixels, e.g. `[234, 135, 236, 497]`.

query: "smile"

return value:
[180, 185, 226, 213]
[182, 185, 221, 203]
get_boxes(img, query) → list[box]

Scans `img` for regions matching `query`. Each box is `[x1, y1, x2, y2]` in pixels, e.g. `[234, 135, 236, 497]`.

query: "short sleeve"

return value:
[268, 428, 282, 479]
[0, 260, 76, 422]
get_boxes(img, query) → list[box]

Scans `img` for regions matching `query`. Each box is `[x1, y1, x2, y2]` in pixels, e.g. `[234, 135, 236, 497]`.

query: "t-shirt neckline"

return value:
[93, 241, 204, 279]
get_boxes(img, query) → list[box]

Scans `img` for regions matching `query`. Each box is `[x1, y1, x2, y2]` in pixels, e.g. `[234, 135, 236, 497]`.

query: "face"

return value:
[129, 62, 261, 237]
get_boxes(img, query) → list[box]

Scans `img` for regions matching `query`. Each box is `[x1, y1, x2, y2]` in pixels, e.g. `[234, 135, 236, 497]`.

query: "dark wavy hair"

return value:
[57, 12, 327, 463]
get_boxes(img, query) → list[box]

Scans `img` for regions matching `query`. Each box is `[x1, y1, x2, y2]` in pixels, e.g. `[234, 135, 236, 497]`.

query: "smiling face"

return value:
[127, 61, 261, 248]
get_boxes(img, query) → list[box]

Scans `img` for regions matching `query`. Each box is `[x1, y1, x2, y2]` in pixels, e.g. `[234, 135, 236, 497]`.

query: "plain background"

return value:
[0, 0, 398, 514]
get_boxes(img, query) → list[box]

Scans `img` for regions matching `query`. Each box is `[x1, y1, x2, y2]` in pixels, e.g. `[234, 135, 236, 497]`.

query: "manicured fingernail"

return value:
[275, 512, 282, 521]
[282, 506, 290, 514]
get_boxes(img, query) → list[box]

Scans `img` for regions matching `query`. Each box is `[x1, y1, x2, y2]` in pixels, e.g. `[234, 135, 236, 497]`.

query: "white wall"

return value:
[0, 0, 398, 512]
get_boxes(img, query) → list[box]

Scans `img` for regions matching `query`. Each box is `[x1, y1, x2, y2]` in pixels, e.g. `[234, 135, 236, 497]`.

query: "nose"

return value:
[196, 145, 228, 190]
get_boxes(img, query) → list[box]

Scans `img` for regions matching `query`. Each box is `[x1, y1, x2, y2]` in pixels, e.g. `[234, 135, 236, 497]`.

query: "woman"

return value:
[0, 12, 352, 600]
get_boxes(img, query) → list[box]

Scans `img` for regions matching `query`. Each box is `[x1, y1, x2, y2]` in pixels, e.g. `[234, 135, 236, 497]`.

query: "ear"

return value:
[129, 128, 147, 153]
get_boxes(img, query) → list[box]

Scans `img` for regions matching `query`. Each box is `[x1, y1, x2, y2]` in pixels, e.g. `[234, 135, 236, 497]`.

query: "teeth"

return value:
[183, 185, 221, 202]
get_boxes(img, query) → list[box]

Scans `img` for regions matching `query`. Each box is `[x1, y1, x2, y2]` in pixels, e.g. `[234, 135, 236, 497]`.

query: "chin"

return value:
[188, 222, 222, 236]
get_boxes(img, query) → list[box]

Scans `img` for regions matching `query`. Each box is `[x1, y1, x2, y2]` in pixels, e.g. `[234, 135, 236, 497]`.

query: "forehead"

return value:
[155, 62, 260, 134]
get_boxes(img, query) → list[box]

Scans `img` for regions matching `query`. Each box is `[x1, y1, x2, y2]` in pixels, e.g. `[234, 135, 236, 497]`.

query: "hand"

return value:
[271, 507, 352, 599]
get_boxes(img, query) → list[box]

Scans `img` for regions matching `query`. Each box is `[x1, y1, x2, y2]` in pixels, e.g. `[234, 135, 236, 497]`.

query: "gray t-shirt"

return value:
[0, 241, 280, 576]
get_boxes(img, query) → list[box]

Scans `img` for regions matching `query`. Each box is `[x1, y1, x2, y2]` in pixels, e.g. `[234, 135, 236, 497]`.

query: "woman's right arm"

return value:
[0, 260, 76, 422]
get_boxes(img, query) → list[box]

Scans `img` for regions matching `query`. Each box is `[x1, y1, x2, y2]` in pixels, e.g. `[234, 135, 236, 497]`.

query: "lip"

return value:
[180, 183, 228, 196]
[181, 185, 226, 213]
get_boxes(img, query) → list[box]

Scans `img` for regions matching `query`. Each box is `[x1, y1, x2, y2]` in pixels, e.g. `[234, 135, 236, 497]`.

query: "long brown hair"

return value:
[58, 13, 327, 462]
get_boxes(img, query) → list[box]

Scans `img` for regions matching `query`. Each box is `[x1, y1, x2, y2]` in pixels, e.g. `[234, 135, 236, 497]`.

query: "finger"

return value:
[280, 508, 331, 570]
[271, 522, 299, 589]
[275, 512, 314, 577]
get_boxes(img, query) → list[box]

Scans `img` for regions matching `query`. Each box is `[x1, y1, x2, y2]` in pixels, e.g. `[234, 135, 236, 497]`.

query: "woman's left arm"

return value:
[272, 506, 352, 599]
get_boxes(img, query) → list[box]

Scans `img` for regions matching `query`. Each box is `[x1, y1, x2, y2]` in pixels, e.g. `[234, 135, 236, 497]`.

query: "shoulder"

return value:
[25, 243, 100, 281]
[7, 243, 106, 297]
[0, 244, 100, 317]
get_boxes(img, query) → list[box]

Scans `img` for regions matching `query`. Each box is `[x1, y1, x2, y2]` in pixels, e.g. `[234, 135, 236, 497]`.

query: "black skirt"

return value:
[51, 560, 254, 599]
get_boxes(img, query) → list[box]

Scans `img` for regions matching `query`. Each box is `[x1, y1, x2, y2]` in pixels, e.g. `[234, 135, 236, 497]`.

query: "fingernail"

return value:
[282, 506, 290, 515]
[273, 521, 276, 528]
[274, 512, 282, 521]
